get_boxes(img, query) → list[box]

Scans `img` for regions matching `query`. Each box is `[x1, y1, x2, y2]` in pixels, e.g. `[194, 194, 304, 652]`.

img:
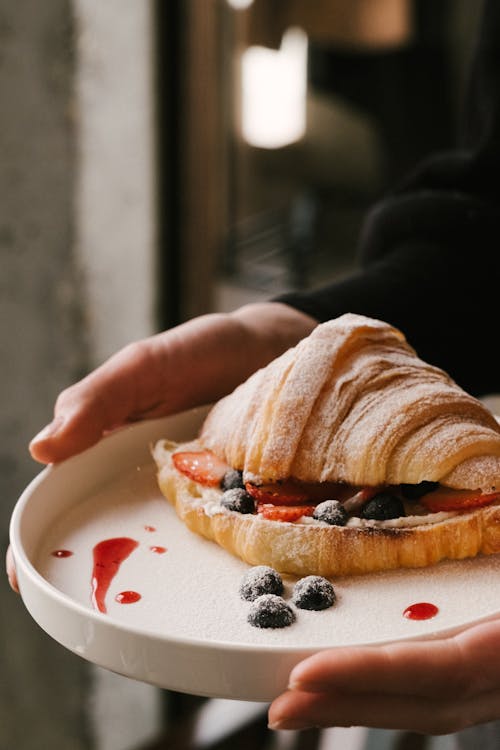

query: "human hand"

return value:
[28, 302, 317, 464]
[6, 302, 316, 593]
[269, 618, 500, 734]
[6, 546, 18, 593]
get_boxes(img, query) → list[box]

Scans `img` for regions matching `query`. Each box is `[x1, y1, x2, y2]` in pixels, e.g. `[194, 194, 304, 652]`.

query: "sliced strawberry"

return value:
[172, 450, 230, 487]
[246, 481, 310, 505]
[245, 480, 354, 506]
[257, 503, 316, 522]
[343, 486, 381, 513]
[357, 486, 381, 502]
[420, 488, 500, 513]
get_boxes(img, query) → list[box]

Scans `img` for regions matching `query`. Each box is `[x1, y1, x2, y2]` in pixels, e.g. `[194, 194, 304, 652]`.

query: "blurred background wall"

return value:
[0, 1, 159, 748]
[0, 2, 90, 746]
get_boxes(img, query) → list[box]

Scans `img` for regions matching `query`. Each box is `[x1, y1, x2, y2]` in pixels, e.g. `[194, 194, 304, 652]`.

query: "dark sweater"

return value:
[277, 0, 499, 398]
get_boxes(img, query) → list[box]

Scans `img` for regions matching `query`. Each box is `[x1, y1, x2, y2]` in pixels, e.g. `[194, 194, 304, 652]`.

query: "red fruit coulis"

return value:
[51, 549, 73, 558]
[144, 525, 156, 532]
[91, 537, 139, 613]
[403, 602, 439, 620]
[115, 590, 141, 605]
[150, 545, 167, 554]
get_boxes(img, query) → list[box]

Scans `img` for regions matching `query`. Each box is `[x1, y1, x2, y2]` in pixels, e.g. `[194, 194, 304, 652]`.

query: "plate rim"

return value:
[9, 421, 328, 657]
[10, 413, 500, 657]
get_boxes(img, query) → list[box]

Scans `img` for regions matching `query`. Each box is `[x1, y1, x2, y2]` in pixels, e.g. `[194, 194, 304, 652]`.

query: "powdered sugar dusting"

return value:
[36, 463, 500, 649]
[200, 314, 500, 491]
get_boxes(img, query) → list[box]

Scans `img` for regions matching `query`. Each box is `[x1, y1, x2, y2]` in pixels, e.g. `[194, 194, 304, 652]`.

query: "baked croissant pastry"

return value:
[153, 314, 500, 576]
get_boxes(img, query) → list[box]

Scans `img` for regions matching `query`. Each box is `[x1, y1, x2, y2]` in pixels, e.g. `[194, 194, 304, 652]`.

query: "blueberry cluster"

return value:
[361, 492, 405, 521]
[240, 565, 284, 601]
[220, 469, 244, 491]
[313, 500, 348, 526]
[359, 483, 441, 520]
[240, 566, 336, 628]
[220, 488, 255, 514]
[248, 594, 295, 628]
[219, 469, 256, 514]
[218, 467, 440, 525]
[292, 576, 336, 610]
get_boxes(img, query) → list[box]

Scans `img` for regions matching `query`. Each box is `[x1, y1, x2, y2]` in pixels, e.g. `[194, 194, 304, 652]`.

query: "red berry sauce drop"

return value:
[51, 549, 73, 558]
[144, 525, 156, 532]
[91, 537, 139, 614]
[403, 602, 439, 620]
[150, 546, 167, 554]
[115, 590, 141, 605]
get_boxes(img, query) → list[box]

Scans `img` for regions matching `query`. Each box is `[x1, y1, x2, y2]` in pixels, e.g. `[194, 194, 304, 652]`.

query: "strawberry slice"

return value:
[245, 480, 353, 506]
[257, 503, 316, 522]
[172, 450, 230, 487]
[420, 488, 500, 513]
[246, 481, 310, 505]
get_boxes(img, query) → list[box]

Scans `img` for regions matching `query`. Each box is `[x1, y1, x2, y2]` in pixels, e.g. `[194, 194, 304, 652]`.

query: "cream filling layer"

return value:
[195, 485, 459, 528]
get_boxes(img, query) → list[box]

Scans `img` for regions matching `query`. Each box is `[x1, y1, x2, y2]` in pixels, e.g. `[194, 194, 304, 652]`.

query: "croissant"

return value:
[153, 314, 500, 576]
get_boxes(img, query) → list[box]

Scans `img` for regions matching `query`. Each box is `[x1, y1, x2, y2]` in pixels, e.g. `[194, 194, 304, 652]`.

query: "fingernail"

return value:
[31, 416, 65, 444]
[7, 569, 19, 594]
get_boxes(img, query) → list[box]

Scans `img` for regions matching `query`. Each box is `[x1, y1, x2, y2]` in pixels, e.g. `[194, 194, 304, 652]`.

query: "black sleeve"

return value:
[276, 0, 500, 398]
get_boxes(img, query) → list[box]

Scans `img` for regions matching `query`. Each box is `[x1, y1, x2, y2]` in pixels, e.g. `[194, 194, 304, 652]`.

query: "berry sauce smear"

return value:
[91, 537, 139, 613]
[115, 591, 141, 605]
[403, 602, 439, 621]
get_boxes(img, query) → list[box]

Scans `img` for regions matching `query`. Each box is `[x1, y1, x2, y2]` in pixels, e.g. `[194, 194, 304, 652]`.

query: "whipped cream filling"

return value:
[190, 487, 228, 516]
[196, 485, 459, 529]
[344, 511, 458, 529]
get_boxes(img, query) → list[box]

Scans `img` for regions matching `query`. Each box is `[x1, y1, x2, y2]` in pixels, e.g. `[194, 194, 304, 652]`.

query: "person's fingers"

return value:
[269, 621, 500, 734]
[269, 685, 500, 735]
[30, 303, 315, 463]
[286, 620, 500, 701]
[29, 332, 192, 464]
[29, 342, 157, 463]
[6, 546, 19, 593]
[28, 317, 235, 463]
[29, 304, 318, 464]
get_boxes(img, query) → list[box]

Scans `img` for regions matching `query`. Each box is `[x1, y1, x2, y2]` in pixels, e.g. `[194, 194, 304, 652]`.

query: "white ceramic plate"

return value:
[10, 408, 500, 701]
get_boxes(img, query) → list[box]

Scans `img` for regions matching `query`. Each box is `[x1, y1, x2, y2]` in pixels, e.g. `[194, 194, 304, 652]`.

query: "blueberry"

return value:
[220, 469, 244, 491]
[240, 565, 284, 601]
[292, 576, 336, 611]
[400, 481, 439, 500]
[361, 492, 405, 520]
[221, 488, 255, 514]
[247, 594, 295, 628]
[313, 500, 348, 526]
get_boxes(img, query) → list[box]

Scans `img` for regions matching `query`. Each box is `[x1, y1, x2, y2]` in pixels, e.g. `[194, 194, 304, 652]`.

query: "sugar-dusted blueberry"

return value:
[247, 594, 295, 628]
[361, 492, 405, 520]
[313, 499, 348, 526]
[292, 575, 336, 611]
[400, 481, 439, 500]
[220, 468, 244, 491]
[221, 488, 255, 514]
[240, 565, 284, 601]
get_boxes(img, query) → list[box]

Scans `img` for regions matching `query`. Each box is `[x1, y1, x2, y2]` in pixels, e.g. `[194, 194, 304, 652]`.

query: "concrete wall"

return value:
[0, 2, 90, 747]
[74, 0, 156, 367]
[0, 1, 158, 747]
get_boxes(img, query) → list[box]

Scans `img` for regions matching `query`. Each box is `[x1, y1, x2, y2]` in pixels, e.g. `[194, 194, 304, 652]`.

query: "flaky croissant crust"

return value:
[200, 314, 500, 492]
